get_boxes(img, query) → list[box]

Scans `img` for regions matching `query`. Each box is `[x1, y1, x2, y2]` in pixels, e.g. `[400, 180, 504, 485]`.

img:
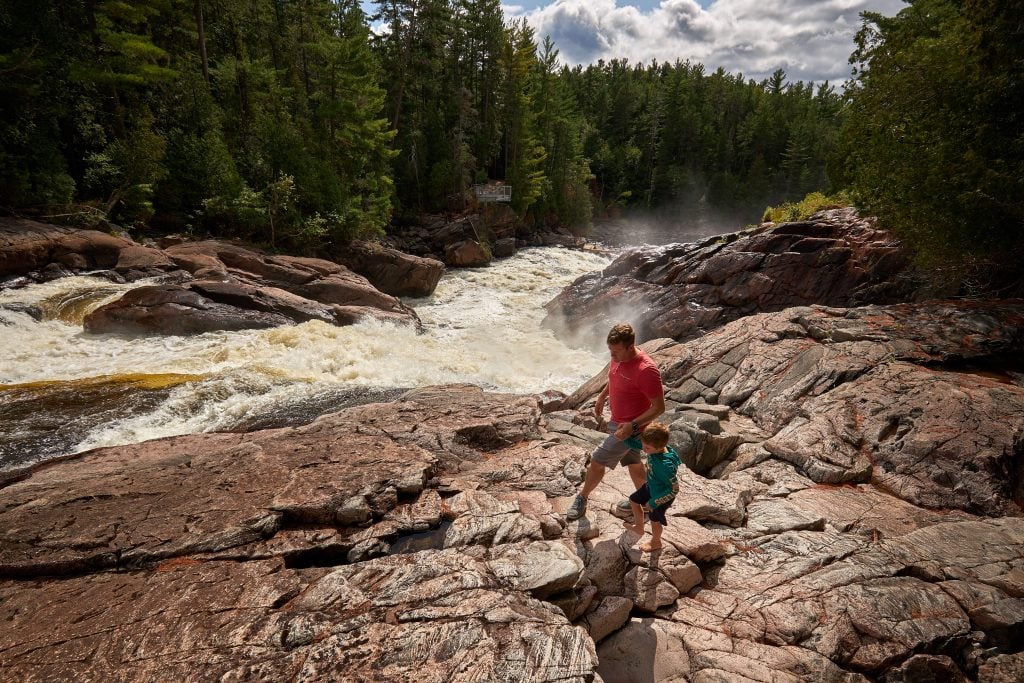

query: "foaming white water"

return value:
[0, 248, 611, 458]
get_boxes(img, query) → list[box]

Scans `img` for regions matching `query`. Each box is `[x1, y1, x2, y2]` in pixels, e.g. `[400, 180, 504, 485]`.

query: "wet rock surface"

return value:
[85, 240, 421, 334]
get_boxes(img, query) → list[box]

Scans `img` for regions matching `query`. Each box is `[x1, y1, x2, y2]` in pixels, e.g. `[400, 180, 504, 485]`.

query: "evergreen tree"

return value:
[499, 19, 545, 216]
[831, 0, 1024, 262]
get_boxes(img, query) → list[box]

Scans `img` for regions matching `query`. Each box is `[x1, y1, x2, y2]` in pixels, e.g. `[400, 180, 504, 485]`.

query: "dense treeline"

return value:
[1, 0, 395, 246]
[0, 0, 840, 247]
[1, 0, 1019, 269]
[832, 0, 1024, 265]
[563, 61, 841, 221]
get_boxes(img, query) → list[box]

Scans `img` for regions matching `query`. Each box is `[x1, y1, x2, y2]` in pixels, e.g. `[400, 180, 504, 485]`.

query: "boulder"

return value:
[82, 240, 423, 334]
[445, 239, 491, 267]
[113, 244, 179, 275]
[0, 222, 425, 333]
[0, 218, 134, 278]
[492, 237, 517, 258]
[624, 565, 680, 612]
[334, 239, 445, 297]
[579, 596, 633, 642]
[82, 284, 296, 335]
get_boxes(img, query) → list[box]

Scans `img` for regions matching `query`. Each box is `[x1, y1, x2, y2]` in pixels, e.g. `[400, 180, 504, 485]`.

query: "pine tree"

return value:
[499, 20, 545, 216]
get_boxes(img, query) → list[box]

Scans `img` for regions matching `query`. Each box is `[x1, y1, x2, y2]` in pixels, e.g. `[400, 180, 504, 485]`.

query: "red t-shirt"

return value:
[608, 348, 663, 423]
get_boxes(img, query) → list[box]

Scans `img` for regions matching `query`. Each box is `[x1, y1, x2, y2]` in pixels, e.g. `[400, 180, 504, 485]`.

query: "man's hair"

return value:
[607, 323, 635, 347]
[641, 422, 670, 449]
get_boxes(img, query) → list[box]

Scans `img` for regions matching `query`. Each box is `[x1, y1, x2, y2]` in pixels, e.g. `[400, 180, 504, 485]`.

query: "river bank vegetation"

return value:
[0, 0, 1020, 272]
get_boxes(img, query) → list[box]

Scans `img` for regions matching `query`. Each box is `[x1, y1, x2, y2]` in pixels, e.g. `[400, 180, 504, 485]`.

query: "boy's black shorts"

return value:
[629, 484, 673, 525]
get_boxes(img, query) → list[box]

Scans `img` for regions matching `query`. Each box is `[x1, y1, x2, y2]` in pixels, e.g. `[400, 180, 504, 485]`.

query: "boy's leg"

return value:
[622, 484, 650, 537]
[622, 501, 645, 537]
[640, 501, 670, 551]
[640, 522, 663, 551]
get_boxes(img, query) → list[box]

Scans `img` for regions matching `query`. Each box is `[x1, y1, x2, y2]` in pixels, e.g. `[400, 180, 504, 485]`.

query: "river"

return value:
[0, 247, 611, 470]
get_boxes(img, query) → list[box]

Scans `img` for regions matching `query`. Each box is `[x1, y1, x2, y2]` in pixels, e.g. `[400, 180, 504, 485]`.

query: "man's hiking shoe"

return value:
[566, 495, 587, 521]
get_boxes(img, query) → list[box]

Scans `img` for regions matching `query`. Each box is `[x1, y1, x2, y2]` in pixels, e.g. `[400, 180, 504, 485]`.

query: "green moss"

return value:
[762, 191, 852, 223]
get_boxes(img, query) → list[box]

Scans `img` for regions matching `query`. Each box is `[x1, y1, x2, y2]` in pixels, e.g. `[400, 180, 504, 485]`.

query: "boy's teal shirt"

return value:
[646, 446, 681, 507]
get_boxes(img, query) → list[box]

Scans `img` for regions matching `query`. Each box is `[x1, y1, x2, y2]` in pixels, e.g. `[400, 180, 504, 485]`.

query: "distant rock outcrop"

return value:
[0, 219, 150, 283]
[385, 208, 585, 267]
[84, 241, 421, 334]
[2, 300, 1022, 680]
[543, 207, 916, 348]
[0, 219, 424, 334]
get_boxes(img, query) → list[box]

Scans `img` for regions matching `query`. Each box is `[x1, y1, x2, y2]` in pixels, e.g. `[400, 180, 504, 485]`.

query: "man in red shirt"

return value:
[566, 323, 666, 522]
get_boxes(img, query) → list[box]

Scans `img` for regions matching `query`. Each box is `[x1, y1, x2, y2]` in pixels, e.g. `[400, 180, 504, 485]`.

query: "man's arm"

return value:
[632, 392, 666, 427]
[613, 392, 665, 439]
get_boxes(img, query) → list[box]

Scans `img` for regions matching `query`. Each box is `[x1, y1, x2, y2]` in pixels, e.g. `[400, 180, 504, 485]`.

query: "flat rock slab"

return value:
[0, 386, 540, 577]
[0, 541, 595, 682]
[597, 617, 867, 683]
[698, 519, 1024, 674]
[742, 496, 826, 535]
[786, 484, 974, 538]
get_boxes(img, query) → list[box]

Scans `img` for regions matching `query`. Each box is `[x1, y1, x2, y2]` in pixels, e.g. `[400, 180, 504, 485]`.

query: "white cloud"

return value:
[513, 0, 907, 84]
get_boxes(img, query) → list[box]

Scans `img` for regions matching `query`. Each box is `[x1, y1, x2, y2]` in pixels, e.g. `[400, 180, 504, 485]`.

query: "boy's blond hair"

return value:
[641, 422, 670, 449]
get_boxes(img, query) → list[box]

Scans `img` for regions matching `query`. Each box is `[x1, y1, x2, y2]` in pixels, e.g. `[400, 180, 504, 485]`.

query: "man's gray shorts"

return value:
[591, 421, 643, 468]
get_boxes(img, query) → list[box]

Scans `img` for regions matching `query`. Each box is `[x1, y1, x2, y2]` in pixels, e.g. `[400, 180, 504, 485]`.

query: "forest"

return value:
[0, 0, 1020, 267]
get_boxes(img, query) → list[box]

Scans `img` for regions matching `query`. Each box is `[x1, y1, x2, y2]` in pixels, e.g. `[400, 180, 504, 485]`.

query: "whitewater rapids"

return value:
[0, 247, 611, 468]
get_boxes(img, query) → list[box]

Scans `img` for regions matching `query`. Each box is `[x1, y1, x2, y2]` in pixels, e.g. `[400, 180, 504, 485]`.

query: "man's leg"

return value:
[568, 430, 629, 521]
[613, 461, 649, 516]
[626, 462, 646, 490]
[566, 461, 607, 521]
[580, 461, 607, 499]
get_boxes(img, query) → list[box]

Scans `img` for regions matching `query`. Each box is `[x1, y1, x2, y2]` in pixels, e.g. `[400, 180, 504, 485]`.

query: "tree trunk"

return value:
[194, 0, 209, 85]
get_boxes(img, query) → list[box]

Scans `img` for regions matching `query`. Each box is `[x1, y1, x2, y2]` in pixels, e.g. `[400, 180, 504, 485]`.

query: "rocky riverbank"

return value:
[2, 297, 1022, 680]
[0, 219, 442, 334]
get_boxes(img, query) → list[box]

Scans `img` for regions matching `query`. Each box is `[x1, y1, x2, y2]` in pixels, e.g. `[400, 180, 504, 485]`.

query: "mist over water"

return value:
[589, 203, 756, 247]
[0, 247, 611, 467]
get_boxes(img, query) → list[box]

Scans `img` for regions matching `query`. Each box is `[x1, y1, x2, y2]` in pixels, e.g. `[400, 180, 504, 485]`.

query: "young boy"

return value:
[622, 422, 680, 551]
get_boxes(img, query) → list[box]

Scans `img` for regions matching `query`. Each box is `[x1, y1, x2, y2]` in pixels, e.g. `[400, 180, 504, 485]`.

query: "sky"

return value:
[502, 0, 908, 85]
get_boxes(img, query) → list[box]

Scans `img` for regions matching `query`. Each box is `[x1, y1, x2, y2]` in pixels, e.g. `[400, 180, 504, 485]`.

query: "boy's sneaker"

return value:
[566, 494, 587, 521]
